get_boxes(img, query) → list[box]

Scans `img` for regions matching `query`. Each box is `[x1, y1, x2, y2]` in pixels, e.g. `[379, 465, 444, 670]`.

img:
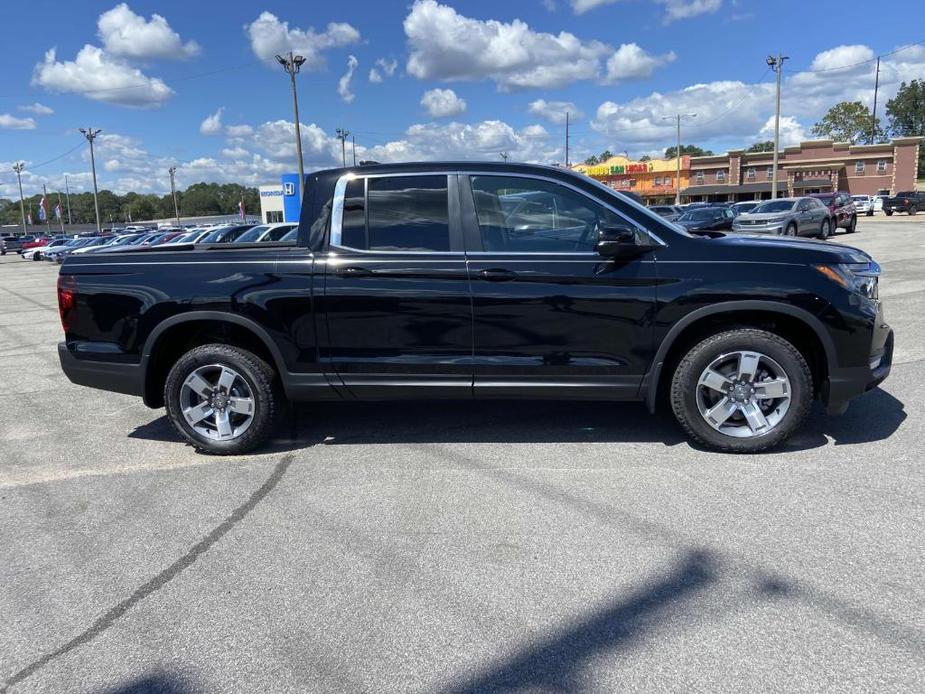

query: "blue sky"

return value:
[1, 0, 923, 197]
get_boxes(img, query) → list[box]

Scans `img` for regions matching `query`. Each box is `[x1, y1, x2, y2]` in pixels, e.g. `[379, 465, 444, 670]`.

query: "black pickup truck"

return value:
[882, 190, 925, 215]
[57, 162, 892, 454]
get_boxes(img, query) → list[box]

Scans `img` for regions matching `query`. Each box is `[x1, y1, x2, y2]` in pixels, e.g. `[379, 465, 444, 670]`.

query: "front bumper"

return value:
[823, 326, 893, 414]
[59, 342, 145, 397]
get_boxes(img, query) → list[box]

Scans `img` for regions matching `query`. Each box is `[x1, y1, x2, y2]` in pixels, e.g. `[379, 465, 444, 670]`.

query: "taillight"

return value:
[57, 275, 77, 331]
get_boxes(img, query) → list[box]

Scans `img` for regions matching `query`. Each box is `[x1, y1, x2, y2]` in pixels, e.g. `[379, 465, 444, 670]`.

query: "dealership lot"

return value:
[1, 220, 924, 692]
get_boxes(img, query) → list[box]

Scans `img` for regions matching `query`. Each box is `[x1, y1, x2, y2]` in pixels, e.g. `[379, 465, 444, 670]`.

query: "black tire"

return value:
[885, 211, 893, 216]
[669, 329, 813, 453]
[846, 215, 857, 233]
[818, 218, 831, 240]
[164, 343, 280, 455]
[909, 206, 917, 216]
[784, 223, 797, 237]
[866, 210, 873, 217]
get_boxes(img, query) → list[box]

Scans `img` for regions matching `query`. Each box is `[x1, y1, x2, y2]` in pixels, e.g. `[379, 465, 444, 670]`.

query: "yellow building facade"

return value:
[573, 155, 691, 203]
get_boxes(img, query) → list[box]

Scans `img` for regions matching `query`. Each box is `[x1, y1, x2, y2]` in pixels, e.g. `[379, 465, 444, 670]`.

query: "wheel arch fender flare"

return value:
[642, 300, 837, 412]
[141, 311, 288, 378]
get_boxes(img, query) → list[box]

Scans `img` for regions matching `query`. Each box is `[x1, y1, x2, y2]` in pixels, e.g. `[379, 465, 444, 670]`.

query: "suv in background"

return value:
[809, 192, 857, 233]
[851, 195, 874, 216]
[883, 191, 925, 216]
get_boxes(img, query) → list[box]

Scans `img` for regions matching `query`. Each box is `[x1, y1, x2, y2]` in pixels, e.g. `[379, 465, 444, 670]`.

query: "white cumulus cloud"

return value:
[97, 3, 200, 60]
[200, 107, 224, 135]
[605, 43, 676, 82]
[758, 115, 806, 147]
[571, 0, 722, 22]
[18, 102, 54, 115]
[0, 114, 37, 130]
[245, 11, 360, 68]
[527, 99, 583, 124]
[421, 88, 467, 117]
[338, 55, 359, 103]
[369, 57, 398, 83]
[403, 0, 668, 90]
[31, 45, 173, 107]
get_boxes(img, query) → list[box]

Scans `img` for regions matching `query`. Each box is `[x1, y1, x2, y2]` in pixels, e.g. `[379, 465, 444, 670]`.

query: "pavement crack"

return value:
[0, 454, 295, 693]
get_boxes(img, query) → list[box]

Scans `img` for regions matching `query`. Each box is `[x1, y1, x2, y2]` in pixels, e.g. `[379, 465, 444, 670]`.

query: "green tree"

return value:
[583, 154, 600, 165]
[746, 140, 775, 153]
[639, 154, 652, 162]
[811, 101, 883, 144]
[886, 80, 925, 176]
[664, 144, 713, 158]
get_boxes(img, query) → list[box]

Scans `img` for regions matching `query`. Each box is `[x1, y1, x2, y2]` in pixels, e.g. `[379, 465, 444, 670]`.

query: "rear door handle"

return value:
[479, 268, 517, 282]
[334, 266, 372, 278]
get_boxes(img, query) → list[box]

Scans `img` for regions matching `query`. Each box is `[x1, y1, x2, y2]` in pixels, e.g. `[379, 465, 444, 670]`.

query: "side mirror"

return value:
[596, 224, 642, 258]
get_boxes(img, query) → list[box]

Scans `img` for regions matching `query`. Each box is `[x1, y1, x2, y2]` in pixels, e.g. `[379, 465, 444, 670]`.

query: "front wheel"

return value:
[164, 343, 280, 455]
[846, 215, 857, 233]
[885, 210, 894, 216]
[784, 223, 797, 237]
[669, 329, 812, 453]
[818, 218, 831, 240]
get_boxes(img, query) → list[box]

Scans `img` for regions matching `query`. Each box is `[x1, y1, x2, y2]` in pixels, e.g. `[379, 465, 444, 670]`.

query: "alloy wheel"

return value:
[695, 350, 792, 438]
[179, 364, 256, 440]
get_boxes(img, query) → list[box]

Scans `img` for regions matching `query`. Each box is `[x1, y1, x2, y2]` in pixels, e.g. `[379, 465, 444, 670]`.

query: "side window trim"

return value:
[459, 172, 665, 255]
[329, 172, 463, 255]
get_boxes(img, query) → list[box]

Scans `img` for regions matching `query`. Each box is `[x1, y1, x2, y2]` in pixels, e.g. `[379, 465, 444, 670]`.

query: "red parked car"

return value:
[21, 236, 52, 251]
[809, 192, 857, 234]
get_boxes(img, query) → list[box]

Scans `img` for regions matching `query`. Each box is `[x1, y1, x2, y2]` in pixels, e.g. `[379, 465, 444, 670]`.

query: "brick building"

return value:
[681, 137, 922, 202]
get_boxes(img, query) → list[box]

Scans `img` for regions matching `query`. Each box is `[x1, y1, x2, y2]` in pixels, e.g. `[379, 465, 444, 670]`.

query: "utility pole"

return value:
[168, 166, 181, 226]
[64, 174, 72, 225]
[870, 56, 881, 145]
[565, 111, 570, 168]
[767, 54, 789, 200]
[662, 113, 696, 205]
[351, 134, 357, 167]
[276, 52, 307, 200]
[335, 128, 351, 167]
[79, 127, 103, 233]
[499, 151, 509, 162]
[12, 162, 26, 235]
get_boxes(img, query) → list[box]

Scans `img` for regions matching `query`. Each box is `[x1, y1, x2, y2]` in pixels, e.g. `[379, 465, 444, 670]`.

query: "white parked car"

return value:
[851, 195, 874, 216]
[21, 238, 70, 261]
[233, 223, 298, 244]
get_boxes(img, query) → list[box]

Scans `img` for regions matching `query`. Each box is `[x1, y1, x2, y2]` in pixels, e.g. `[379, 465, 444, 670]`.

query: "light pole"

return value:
[500, 151, 509, 162]
[662, 113, 696, 205]
[351, 134, 357, 167]
[335, 128, 351, 167]
[79, 127, 102, 233]
[12, 162, 26, 234]
[168, 166, 181, 226]
[767, 54, 789, 199]
[276, 52, 307, 201]
[64, 174, 72, 224]
[870, 55, 881, 145]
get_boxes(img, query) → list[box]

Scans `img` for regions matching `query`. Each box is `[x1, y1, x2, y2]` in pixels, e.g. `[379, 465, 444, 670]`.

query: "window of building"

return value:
[716, 170, 726, 183]
[877, 160, 887, 173]
[654, 176, 662, 186]
[855, 160, 865, 174]
[265, 211, 283, 223]
[696, 171, 705, 185]
[767, 167, 774, 179]
[470, 175, 622, 253]
[746, 168, 756, 180]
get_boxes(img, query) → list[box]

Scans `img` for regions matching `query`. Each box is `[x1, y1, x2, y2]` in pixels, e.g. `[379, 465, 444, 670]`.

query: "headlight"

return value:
[815, 262, 880, 300]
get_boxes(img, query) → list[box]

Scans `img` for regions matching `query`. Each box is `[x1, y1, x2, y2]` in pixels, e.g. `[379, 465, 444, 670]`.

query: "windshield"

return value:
[896, 192, 914, 198]
[851, 196, 867, 201]
[235, 225, 270, 243]
[753, 200, 795, 213]
[678, 209, 717, 221]
[200, 228, 230, 243]
[280, 228, 298, 242]
[814, 195, 834, 204]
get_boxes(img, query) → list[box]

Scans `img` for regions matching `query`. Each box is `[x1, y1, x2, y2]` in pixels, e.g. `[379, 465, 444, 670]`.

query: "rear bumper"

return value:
[58, 342, 144, 397]
[823, 327, 893, 414]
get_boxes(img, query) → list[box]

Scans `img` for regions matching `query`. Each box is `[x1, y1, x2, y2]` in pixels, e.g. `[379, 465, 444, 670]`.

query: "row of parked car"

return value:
[4, 222, 299, 263]
[647, 192, 865, 240]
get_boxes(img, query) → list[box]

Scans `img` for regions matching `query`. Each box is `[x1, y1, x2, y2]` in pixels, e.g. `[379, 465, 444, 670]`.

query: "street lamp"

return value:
[661, 113, 696, 205]
[79, 127, 103, 233]
[335, 128, 351, 168]
[168, 166, 180, 226]
[276, 52, 307, 201]
[12, 162, 26, 234]
[767, 54, 789, 199]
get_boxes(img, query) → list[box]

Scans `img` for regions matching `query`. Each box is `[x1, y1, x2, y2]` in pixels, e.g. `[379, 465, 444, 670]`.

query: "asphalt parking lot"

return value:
[1, 219, 924, 693]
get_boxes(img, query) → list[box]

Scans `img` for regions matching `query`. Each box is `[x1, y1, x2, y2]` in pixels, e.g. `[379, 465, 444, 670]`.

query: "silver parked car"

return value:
[732, 197, 834, 239]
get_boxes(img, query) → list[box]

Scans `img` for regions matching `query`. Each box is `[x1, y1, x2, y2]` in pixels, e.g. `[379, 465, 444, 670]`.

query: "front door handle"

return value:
[334, 266, 372, 278]
[479, 268, 517, 282]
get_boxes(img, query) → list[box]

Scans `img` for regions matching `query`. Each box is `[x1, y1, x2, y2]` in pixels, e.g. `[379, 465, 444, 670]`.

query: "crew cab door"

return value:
[320, 173, 473, 398]
[461, 173, 660, 399]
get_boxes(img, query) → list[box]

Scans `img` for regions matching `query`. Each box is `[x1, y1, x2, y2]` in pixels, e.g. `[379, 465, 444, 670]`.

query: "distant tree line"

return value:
[0, 182, 260, 226]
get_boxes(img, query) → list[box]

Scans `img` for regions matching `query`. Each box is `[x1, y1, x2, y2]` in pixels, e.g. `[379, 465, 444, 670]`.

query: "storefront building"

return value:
[572, 155, 690, 204]
[258, 173, 303, 223]
[682, 137, 922, 202]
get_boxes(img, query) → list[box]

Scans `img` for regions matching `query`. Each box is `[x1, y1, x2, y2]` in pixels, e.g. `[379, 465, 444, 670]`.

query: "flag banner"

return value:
[27, 213, 33, 225]
[239, 199, 245, 221]
[38, 196, 47, 222]
[55, 204, 62, 220]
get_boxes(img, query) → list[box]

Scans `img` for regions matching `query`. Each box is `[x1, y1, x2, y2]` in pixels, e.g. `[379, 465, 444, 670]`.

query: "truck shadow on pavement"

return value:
[128, 386, 905, 454]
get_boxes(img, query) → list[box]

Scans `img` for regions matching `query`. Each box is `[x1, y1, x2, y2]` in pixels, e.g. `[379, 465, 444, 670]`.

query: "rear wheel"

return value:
[784, 223, 797, 237]
[670, 329, 812, 453]
[885, 210, 893, 216]
[818, 218, 831, 240]
[164, 343, 279, 455]
[846, 215, 857, 233]
[909, 206, 918, 216]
